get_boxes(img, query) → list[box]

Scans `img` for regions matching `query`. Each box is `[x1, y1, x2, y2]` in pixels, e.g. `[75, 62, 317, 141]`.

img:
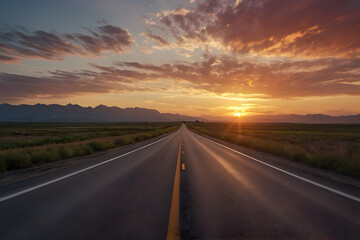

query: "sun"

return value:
[229, 106, 251, 118]
[234, 112, 242, 117]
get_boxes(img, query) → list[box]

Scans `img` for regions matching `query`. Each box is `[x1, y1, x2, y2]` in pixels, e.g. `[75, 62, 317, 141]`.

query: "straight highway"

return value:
[0, 124, 359, 239]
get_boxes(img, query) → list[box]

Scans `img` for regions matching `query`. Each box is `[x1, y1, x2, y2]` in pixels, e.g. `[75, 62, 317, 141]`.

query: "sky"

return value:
[0, 0, 359, 119]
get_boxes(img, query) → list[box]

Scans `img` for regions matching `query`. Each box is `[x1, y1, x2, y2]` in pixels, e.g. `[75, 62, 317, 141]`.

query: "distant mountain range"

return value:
[1, 103, 359, 123]
[0, 103, 203, 122]
[241, 114, 360, 124]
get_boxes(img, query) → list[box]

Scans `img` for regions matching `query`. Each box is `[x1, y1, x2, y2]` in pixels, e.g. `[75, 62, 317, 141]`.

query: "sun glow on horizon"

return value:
[234, 112, 242, 117]
[229, 106, 251, 118]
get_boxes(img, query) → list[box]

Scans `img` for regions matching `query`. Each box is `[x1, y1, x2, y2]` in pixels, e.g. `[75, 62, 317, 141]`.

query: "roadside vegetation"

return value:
[0, 123, 180, 172]
[187, 122, 360, 178]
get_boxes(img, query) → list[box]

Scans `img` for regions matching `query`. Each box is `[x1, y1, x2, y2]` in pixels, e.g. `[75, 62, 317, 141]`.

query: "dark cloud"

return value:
[0, 54, 16, 62]
[154, 0, 360, 57]
[160, 16, 172, 27]
[143, 33, 170, 46]
[119, 62, 168, 72]
[0, 67, 146, 102]
[89, 64, 151, 80]
[196, 0, 222, 13]
[0, 24, 134, 63]
[76, 25, 134, 53]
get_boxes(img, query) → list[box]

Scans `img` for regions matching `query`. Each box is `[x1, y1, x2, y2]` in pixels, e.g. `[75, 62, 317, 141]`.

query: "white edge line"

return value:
[192, 131, 360, 203]
[0, 131, 178, 202]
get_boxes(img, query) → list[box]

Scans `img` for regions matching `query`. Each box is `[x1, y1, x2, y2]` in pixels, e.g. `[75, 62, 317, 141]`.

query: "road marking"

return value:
[166, 135, 182, 240]
[193, 132, 360, 203]
[181, 163, 186, 171]
[0, 132, 178, 203]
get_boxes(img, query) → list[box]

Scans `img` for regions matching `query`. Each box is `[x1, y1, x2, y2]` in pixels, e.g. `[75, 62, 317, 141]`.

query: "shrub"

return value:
[0, 158, 6, 172]
[59, 146, 72, 159]
[345, 155, 360, 178]
[72, 146, 84, 157]
[87, 140, 108, 151]
[31, 151, 60, 165]
[133, 135, 145, 142]
[114, 137, 129, 146]
[82, 145, 93, 155]
[4, 152, 32, 170]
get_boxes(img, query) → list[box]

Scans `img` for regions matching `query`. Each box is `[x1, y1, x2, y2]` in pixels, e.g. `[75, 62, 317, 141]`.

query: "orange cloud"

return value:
[152, 0, 360, 58]
[116, 55, 360, 98]
[2, 55, 359, 102]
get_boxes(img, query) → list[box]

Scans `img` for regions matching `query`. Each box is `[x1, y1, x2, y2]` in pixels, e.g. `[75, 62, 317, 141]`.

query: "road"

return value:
[1, 124, 360, 239]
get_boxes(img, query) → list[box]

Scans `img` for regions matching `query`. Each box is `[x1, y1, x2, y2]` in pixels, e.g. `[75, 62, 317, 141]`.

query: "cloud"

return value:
[74, 25, 134, 54]
[142, 0, 360, 99]
[116, 55, 360, 98]
[1, 55, 359, 102]
[152, 0, 360, 57]
[143, 32, 170, 47]
[0, 24, 134, 63]
[0, 67, 147, 102]
[0, 54, 16, 63]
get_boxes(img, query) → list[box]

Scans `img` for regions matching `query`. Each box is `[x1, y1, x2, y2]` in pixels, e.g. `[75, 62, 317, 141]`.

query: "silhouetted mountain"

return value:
[0, 103, 203, 122]
[242, 114, 360, 123]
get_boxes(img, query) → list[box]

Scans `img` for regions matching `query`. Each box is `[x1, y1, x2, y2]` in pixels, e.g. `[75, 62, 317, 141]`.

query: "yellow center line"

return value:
[166, 134, 183, 240]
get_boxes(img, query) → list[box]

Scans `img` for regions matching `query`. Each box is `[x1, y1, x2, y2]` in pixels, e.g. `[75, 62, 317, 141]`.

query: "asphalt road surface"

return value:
[1, 124, 360, 240]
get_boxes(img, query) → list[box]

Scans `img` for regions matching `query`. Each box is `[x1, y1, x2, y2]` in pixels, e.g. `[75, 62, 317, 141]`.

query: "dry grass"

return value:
[0, 123, 180, 172]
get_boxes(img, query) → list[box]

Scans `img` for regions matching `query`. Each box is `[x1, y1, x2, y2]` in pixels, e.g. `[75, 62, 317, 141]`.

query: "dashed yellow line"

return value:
[166, 135, 183, 240]
[181, 163, 186, 171]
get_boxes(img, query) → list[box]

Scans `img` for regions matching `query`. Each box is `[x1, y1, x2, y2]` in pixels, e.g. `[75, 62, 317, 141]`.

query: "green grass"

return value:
[187, 122, 360, 178]
[0, 123, 180, 172]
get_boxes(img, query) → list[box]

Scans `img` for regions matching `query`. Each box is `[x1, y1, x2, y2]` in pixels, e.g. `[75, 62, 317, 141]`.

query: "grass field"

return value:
[0, 122, 180, 172]
[187, 122, 360, 178]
